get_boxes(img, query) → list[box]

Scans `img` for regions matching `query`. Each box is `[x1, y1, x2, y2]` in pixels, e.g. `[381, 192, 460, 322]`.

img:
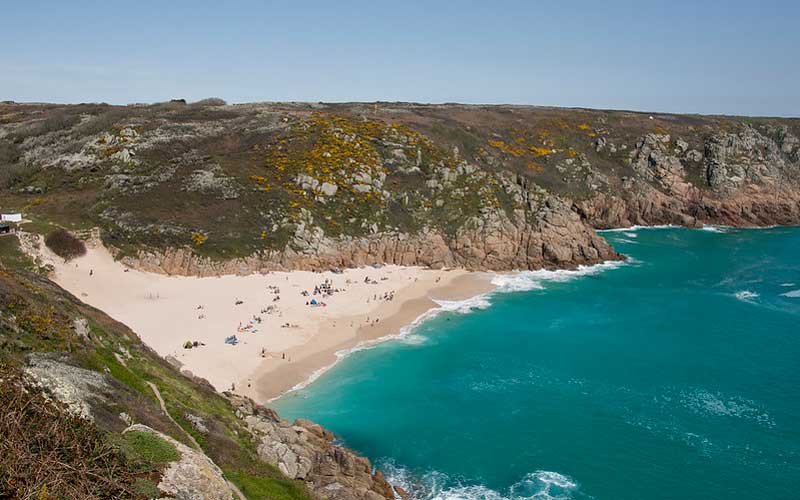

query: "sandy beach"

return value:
[28, 235, 495, 402]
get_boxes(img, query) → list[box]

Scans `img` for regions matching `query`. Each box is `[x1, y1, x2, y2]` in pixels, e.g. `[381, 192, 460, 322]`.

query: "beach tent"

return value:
[1, 213, 22, 222]
[310, 299, 318, 305]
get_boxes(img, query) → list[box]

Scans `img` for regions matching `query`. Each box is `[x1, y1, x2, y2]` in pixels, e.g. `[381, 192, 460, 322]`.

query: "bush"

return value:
[0, 163, 31, 189]
[44, 229, 86, 261]
[194, 97, 227, 106]
[0, 140, 20, 165]
[0, 367, 134, 498]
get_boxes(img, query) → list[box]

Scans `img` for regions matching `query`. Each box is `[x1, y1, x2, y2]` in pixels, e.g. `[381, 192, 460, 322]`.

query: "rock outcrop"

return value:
[23, 354, 112, 421]
[119, 200, 620, 276]
[123, 424, 236, 500]
[575, 125, 800, 229]
[228, 394, 395, 500]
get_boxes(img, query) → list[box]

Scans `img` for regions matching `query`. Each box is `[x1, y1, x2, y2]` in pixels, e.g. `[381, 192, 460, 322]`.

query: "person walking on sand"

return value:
[89, 269, 93, 276]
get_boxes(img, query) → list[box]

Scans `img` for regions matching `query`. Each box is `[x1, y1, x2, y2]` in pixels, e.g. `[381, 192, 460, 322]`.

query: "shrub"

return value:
[44, 229, 86, 261]
[0, 140, 20, 165]
[0, 367, 134, 498]
[191, 232, 208, 247]
[0, 162, 31, 189]
[194, 97, 227, 106]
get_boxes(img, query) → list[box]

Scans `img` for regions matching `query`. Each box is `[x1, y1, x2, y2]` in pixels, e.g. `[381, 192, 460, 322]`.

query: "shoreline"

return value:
[23, 234, 496, 404]
[249, 272, 495, 403]
[21, 230, 641, 406]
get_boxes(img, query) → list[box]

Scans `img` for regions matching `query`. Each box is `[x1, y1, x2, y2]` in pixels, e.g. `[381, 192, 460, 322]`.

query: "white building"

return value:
[1, 213, 22, 222]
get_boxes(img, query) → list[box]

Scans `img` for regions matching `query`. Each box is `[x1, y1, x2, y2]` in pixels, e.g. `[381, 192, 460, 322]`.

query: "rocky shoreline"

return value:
[229, 394, 399, 500]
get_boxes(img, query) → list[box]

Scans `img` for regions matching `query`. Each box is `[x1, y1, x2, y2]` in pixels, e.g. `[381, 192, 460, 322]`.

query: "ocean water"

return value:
[274, 227, 800, 500]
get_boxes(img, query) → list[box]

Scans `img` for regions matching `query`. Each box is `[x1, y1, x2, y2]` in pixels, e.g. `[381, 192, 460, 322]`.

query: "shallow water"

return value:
[275, 227, 800, 499]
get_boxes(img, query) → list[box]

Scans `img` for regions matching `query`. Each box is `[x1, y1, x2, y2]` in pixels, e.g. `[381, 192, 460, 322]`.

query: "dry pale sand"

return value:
[29, 236, 495, 402]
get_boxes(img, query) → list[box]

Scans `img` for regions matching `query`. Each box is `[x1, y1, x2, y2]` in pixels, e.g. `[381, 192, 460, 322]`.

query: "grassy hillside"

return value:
[0, 242, 311, 499]
[3, 101, 798, 263]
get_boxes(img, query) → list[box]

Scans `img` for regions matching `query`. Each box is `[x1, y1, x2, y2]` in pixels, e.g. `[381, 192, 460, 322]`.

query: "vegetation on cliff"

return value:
[0, 254, 323, 499]
[1, 101, 799, 270]
[44, 228, 87, 261]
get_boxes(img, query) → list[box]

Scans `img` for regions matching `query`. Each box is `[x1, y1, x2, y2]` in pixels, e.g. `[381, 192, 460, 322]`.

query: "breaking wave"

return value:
[597, 224, 676, 232]
[700, 225, 730, 233]
[780, 289, 800, 298]
[380, 461, 583, 500]
[734, 290, 760, 301]
[490, 260, 628, 293]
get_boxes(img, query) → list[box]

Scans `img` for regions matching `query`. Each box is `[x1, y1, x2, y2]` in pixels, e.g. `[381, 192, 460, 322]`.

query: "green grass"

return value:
[0, 235, 34, 271]
[227, 471, 313, 500]
[131, 478, 161, 498]
[121, 430, 181, 467]
[82, 347, 152, 397]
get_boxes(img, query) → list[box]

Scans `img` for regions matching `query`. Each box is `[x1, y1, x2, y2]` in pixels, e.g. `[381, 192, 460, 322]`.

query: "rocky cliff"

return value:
[573, 126, 800, 228]
[7, 102, 797, 277]
[121, 193, 618, 276]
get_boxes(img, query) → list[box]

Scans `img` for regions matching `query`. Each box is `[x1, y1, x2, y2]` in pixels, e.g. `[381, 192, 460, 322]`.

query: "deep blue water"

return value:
[274, 227, 800, 500]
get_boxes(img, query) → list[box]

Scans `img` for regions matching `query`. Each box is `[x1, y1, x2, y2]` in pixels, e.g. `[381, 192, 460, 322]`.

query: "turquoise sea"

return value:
[274, 227, 800, 500]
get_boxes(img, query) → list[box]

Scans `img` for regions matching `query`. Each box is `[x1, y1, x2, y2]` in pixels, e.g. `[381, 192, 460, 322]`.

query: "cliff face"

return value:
[121, 193, 619, 276]
[1, 101, 799, 276]
[574, 126, 800, 228]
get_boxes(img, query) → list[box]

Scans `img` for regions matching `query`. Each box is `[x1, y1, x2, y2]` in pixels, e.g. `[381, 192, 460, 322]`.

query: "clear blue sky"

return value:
[2, 0, 798, 116]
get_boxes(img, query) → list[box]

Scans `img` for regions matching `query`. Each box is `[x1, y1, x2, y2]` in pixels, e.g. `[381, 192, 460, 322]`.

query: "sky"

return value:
[1, 0, 799, 117]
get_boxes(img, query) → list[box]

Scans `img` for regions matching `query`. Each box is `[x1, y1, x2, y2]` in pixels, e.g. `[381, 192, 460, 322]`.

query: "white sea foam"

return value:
[597, 224, 676, 232]
[780, 289, 800, 298]
[678, 389, 775, 427]
[433, 294, 493, 313]
[700, 225, 730, 233]
[780, 283, 795, 287]
[401, 333, 429, 345]
[491, 259, 629, 293]
[734, 290, 760, 301]
[380, 461, 580, 500]
[622, 232, 638, 238]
